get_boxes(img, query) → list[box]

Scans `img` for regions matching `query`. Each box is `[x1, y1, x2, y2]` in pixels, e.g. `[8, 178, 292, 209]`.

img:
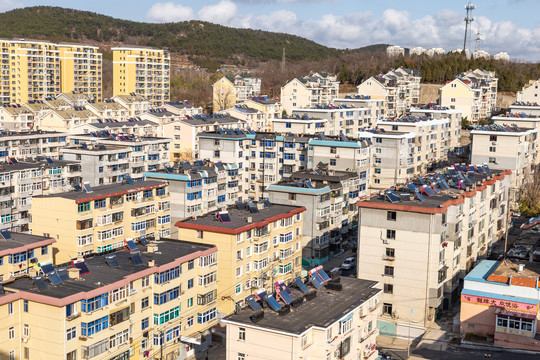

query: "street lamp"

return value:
[407, 308, 414, 359]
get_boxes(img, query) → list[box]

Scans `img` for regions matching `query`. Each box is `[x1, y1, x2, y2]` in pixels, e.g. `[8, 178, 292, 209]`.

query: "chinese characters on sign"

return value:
[461, 294, 537, 313]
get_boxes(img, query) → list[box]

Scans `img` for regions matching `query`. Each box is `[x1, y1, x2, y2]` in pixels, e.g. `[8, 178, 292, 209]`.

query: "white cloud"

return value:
[0, 0, 21, 12]
[198, 1, 238, 25]
[147, 2, 195, 22]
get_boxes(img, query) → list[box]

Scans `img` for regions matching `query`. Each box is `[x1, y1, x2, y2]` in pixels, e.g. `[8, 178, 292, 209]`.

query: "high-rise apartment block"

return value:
[112, 46, 170, 106]
[57, 43, 102, 101]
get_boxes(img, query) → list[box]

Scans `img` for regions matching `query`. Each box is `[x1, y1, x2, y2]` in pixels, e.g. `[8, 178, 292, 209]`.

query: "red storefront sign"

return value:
[461, 293, 538, 313]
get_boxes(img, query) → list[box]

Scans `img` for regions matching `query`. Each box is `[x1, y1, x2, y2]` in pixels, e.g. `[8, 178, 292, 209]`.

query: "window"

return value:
[198, 271, 217, 286]
[238, 327, 246, 341]
[23, 299, 28, 312]
[385, 248, 395, 258]
[301, 332, 311, 348]
[67, 326, 77, 341]
[330, 159, 336, 166]
[199, 253, 217, 267]
[340, 315, 353, 334]
[78, 202, 91, 212]
[23, 324, 29, 337]
[188, 260, 195, 270]
[141, 317, 149, 330]
[154, 306, 180, 325]
[197, 307, 217, 324]
[8, 302, 13, 314]
[384, 284, 394, 294]
[289, 193, 296, 201]
[386, 229, 396, 239]
[142, 276, 150, 287]
[81, 316, 109, 336]
[387, 211, 396, 221]
[383, 303, 393, 315]
[489, 146, 496, 152]
[188, 279, 194, 289]
[237, 354, 246, 360]
[384, 266, 394, 276]
[66, 351, 77, 360]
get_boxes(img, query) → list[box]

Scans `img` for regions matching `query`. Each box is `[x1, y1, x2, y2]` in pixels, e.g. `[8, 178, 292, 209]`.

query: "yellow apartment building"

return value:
[0, 231, 55, 281]
[212, 76, 237, 112]
[176, 202, 306, 315]
[30, 180, 172, 264]
[57, 43, 102, 101]
[112, 46, 170, 107]
[0, 239, 219, 360]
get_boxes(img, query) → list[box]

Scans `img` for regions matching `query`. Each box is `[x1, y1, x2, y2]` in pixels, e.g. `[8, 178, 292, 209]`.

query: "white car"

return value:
[341, 257, 356, 270]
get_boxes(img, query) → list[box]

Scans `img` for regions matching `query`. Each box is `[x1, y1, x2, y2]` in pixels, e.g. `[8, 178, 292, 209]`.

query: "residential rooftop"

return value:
[470, 123, 533, 133]
[223, 277, 380, 334]
[0, 159, 79, 172]
[34, 180, 167, 202]
[3, 239, 215, 300]
[0, 232, 55, 256]
[176, 203, 305, 234]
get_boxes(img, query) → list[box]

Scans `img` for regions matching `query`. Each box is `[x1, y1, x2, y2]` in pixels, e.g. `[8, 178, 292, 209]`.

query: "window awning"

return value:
[495, 308, 537, 320]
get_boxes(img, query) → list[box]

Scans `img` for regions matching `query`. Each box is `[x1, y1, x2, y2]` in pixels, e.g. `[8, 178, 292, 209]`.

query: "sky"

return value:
[2, 0, 540, 61]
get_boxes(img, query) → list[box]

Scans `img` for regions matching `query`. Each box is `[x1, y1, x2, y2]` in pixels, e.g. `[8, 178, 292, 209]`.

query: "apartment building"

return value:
[212, 75, 261, 111]
[268, 169, 364, 265]
[0, 103, 36, 131]
[38, 107, 99, 132]
[111, 94, 151, 117]
[271, 115, 327, 135]
[516, 79, 540, 103]
[239, 96, 282, 121]
[57, 43, 102, 101]
[492, 110, 540, 140]
[0, 239, 219, 360]
[0, 231, 55, 281]
[219, 105, 269, 131]
[291, 105, 370, 136]
[470, 124, 537, 193]
[281, 72, 339, 115]
[166, 115, 246, 161]
[66, 133, 170, 181]
[144, 160, 242, 224]
[0, 159, 82, 232]
[461, 260, 540, 352]
[333, 95, 385, 126]
[84, 100, 129, 121]
[439, 69, 498, 123]
[72, 119, 160, 139]
[223, 276, 381, 360]
[56, 92, 91, 107]
[176, 202, 305, 315]
[112, 46, 170, 106]
[30, 180, 171, 263]
[198, 129, 371, 200]
[408, 105, 463, 150]
[0, 130, 67, 162]
[357, 165, 511, 338]
[357, 67, 421, 117]
[164, 100, 203, 118]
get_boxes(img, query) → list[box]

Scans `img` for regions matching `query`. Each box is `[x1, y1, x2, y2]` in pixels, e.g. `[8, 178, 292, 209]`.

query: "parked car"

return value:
[341, 257, 356, 270]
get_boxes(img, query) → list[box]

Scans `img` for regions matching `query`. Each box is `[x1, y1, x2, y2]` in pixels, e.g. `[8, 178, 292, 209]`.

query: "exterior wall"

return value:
[439, 80, 475, 121]
[212, 77, 237, 112]
[112, 95, 151, 117]
[280, 78, 310, 115]
[0, 131, 67, 162]
[112, 47, 170, 106]
[0, 241, 54, 281]
[271, 119, 327, 135]
[30, 183, 171, 263]
[517, 80, 540, 102]
[224, 293, 380, 360]
[57, 44, 102, 101]
[291, 107, 368, 136]
[177, 211, 304, 315]
[333, 98, 385, 126]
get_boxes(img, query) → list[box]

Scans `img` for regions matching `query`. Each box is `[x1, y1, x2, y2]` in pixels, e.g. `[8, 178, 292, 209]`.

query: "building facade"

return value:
[57, 43, 102, 101]
[280, 73, 339, 115]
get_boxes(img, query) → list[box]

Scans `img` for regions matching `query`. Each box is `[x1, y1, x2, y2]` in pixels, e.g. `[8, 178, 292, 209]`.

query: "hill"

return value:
[0, 6, 386, 65]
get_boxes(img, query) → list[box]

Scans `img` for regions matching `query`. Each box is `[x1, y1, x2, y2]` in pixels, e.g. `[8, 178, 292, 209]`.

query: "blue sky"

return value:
[2, 0, 540, 60]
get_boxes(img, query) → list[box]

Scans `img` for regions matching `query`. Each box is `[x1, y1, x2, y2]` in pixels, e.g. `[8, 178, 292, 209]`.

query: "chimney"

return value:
[147, 244, 158, 253]
[247, 216, 253, 223]
[68, 268, 80, 280]
[148, 259, 155, 267]
[518, 264, 525, 273]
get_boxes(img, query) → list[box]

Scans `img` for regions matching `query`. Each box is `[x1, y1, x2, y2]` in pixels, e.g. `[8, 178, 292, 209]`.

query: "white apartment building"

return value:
[111, 94, 151, 116]
[333, 95, 385, 126]
[439, 69, 498, 123]
[268, 169, 365, 265]
[0, 130, 67, 162]
[223, 276, 381, 360]
[164, 100, 203, 118]
[357, 166, 511, 338]
[517, 80, 540, 103]
[408, 105, 462, 151]
[357, 67, 421, 117]
[212, 75, 261, 111]
[291, 105, 370, 136]
[281, 72, 339, 115]
[0, 104, 36, 131]
[470, 124, 538, 193]
[271, 115, 327, 135]
[218, 105, 269, 131]
[0, 159, 82, 232]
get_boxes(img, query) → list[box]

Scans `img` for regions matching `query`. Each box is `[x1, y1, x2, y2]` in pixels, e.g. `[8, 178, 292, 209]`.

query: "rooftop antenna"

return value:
[474, 28, 482, 52]
[463, 1, 475, 52]
[281, 47, 286, 73]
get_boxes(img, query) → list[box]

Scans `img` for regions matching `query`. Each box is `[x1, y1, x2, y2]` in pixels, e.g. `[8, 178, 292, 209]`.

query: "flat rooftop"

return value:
[5, 240, 214, 299]
[489, 261, 540, 281]
[0, 232, 54, 255]
[34, 180, 166, 201]
[176, 203, 304, 233]
[0, 159, 79, 172]
[224, 277, 379, 334]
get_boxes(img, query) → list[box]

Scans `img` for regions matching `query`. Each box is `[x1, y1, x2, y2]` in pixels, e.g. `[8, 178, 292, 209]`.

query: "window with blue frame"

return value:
[154, 306, 180, 325]
[187, 179, 202, 187]
[187, 191, 202, 200]
[228, 170, 239, 176]
[360, 171, 367, 179]
[284, 153, 295, 160]
[94, 199, 106, 209]
[259, 152, 275, 158]
[284, 142, 295, 148]
[359, 184, 366, 191]
[227, 181, 238, 188]
[156, 187, 166, 196]
[165, 326, 180, 342]
[154, 266, 181, 284]
[285, 123, 292, 128]
[8, 250, 32, 264]
[132, 145, 143, 152]
[158, 215, 171, 225]
[148, 154, 160, 161]
[81, 293, 109, 312]
[251, 140, 256, 146]
[330, 159, 336, 166]
[204, 177, 217, 184]
[217, 195, 226, 203]
[0, 257, 3, 265]
[154, 286, 180, 305]
[118, 152, 128, 159]
[250, 151, 256, 158]
[81, 316, 109, 336]
[154, 333, 164, 346]
[143, 189, 153, 198]
[78, 202, 91, 212]
[197, 308, 217, 324]
[141, 317, 149, 330]
[98, 167, 104, 173]
[299, 154, 306, 161]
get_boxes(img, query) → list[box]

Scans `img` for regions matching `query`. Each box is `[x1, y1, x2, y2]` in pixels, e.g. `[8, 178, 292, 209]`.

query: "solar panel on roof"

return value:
[406, 182, 419, 193]
[304, 180, 314, 189]
[165, 166, 172, 174]
[421, 185, 436, 197]
[385, 190, 401, 203]
[314, 169, 323, 175]
[236, 200, 246, 210]
[436, 173, 450, 190]
[48, 272, 63, 286]
[57, 268, 69, 281]
[140, 236, 149, 245]
[340, 134, 349, 142]
[218, 211, 231, 223]
[293, 180, 303, 187]
[277, 288, 293, 304]
[309, 273, 323, 289]
[414, 190, 425, 202]
[125, 239, 137, 251]
[81, 143, 88, 149]
[106, 255, 120, 267]
[248, 202, 259, 213]
[40, 263, 55, 275]
[265, 294, 282, 311]
[482, 163, 492, 175]
[124, 174, 134, 184]
[130, 250, 143, 265]
[316, 267, 331, 283]
[263, 199, 272, 208]
[246, 295, 262, 311]
[72, 183, 82, 191]
[72, 259, 90, 275]
[33, 276, 48, 290]
[0, 230, 12, 240]
[293, 276, 309, 293]
[418, 177, 428, 186]
[82, 182, 93, 192]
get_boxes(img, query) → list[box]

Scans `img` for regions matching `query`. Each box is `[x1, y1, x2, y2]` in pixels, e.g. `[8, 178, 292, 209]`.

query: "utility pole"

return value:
[463, 1, 476, 52]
